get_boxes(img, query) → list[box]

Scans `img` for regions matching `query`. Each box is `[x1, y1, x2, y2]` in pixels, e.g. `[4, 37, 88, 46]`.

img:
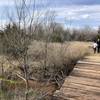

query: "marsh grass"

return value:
[0, 41, 90, 100]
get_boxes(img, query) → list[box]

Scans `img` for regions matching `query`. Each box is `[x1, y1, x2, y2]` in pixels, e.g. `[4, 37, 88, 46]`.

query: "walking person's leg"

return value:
[99, 47, 100, 53]
[97, 46, 99, 53]
[94, 48, 96, 54]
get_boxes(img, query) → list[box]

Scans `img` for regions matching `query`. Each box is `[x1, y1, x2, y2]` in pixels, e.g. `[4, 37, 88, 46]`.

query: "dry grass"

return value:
[0, 41, 90, 79]
[28, 41, 90, 66]
[26, 41, 90, 80]
[0, 41, 90, 100]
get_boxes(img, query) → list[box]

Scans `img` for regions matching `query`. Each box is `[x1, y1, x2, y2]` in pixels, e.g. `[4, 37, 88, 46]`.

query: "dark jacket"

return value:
[97, 40, 100, 47]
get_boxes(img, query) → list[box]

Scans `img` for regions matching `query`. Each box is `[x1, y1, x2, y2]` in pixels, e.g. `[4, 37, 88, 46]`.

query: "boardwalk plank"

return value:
[55, 55, 100, 100]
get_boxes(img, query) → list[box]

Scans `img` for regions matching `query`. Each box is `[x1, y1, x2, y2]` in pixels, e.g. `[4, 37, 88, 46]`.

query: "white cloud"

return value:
[0, 0, 43, 6]
[0, 1, 100, 28]
[51, 5, 100, 21]
[0, 0, 14, 6]
[81, 14, 89, 19]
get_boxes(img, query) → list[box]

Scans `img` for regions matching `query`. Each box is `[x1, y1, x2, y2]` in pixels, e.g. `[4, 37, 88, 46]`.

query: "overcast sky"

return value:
[0, 0, 100, 29]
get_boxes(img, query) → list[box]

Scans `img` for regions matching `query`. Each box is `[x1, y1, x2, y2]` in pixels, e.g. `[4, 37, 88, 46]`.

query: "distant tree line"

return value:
[0, 23, 98, 44]
[0, 22, 99, 56]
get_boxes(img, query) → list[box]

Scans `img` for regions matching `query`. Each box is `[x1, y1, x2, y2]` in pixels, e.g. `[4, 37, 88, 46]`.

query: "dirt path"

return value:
[55, 54, 100, 100]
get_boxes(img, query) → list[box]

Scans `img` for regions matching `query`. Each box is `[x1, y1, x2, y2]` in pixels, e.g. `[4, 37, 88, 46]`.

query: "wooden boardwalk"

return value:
[55, 54, 100, 100]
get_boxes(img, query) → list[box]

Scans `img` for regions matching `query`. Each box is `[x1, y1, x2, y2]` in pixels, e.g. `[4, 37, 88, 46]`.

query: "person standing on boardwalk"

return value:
[97, 39, 100, 53]
[93, 41, 97, 54]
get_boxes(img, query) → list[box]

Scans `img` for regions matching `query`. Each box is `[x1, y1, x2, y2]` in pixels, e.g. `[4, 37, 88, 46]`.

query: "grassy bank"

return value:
[0, 41, 90, 100]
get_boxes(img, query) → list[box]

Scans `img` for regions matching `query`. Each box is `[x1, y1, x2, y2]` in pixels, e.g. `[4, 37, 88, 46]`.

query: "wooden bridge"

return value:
[55, 54, 100, 100]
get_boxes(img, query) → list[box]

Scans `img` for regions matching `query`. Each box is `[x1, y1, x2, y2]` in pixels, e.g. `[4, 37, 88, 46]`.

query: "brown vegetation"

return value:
[0, 41, 90, 100]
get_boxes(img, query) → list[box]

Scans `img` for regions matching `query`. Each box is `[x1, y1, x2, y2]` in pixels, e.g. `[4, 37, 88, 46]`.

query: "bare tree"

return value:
[0, 0, 78, 99]
[2, 0, 46, 99]
[1, 0, 59, 99]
